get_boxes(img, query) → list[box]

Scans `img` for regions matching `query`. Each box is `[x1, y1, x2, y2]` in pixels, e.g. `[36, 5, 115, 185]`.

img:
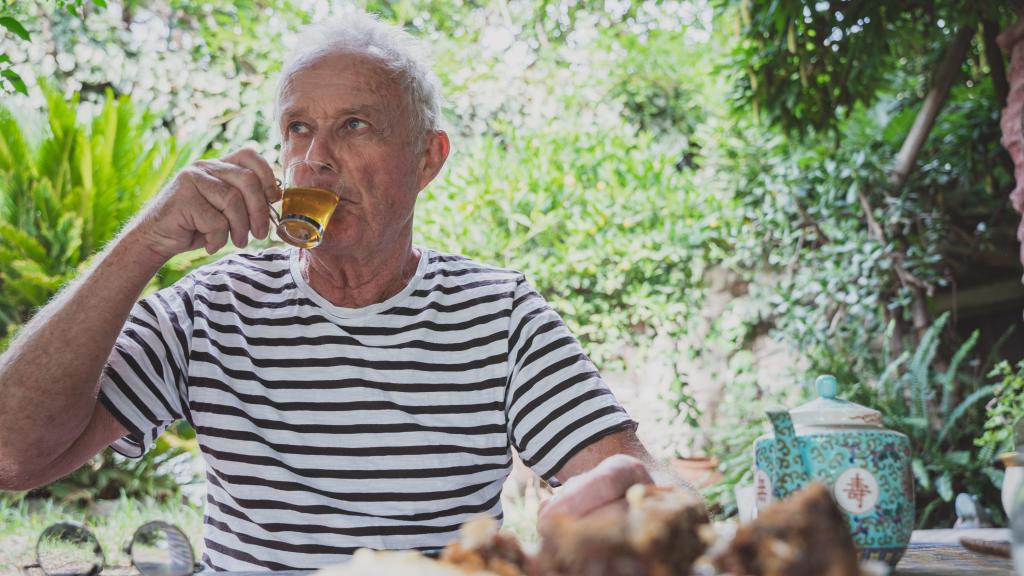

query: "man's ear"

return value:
[417, 130, 450, 190]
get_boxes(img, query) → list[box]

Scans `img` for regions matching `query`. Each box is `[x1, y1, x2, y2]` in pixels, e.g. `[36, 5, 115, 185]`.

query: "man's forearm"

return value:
[0, 224, 168, 472]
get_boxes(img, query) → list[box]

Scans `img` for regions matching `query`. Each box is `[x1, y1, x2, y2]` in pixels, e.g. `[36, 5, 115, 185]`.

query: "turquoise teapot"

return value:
[753, 375, 915, 566]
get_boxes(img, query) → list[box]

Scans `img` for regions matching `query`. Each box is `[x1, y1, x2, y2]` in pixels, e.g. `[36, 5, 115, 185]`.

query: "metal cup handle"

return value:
[269, 178, 282, 226]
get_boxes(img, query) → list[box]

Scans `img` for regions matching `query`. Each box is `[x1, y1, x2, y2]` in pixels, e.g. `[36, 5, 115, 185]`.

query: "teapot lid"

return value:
[788, 375, 884, 429]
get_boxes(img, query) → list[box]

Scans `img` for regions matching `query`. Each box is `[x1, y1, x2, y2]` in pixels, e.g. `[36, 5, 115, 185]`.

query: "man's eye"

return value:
[287, 122, 310, 135]
[345, 118, 368, 130]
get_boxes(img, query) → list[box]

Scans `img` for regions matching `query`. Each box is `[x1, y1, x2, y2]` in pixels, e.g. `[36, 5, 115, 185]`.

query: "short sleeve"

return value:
[505, 276, 637, 485]
[97, 278, 195, 458]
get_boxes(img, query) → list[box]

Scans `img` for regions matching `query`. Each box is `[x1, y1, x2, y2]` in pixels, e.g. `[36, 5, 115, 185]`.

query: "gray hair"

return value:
[275, 9, 444, 138]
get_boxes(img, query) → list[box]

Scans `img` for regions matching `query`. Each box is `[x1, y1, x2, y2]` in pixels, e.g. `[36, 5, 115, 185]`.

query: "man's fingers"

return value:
[191, 168, 253, 247]
[198, 159, 271, 240]
[224, 147, 282, 202]
[184, 198, 230, 254]
[539, 454, 653, 522]
[223, 149, 283, 238]
[204, 227, 229, 255]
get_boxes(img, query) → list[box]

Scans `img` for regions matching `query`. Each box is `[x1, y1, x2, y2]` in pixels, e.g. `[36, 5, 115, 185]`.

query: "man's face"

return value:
[277, 50, 429, 255]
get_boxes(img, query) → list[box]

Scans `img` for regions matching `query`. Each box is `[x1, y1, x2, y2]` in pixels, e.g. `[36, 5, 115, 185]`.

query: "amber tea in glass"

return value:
[275, 160, 340, 248]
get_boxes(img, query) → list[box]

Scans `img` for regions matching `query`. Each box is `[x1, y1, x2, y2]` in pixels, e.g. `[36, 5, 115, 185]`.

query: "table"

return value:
[211, 529, 1016, 575]
[895, 529, 1013, 575]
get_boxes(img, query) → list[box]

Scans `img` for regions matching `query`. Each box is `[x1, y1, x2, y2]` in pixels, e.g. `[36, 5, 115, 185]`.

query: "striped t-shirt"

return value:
[98, 247, 635, 571]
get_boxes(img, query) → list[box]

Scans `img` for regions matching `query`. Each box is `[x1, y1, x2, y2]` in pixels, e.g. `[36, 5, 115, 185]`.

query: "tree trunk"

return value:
[998, 12, 1024, 271]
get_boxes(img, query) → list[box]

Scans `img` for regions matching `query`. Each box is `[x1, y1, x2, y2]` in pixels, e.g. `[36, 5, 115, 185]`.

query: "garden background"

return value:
[1, 0, 1024, 571]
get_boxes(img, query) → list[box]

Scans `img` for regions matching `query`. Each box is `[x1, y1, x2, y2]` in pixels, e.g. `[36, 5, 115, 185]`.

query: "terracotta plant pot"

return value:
[672, 456, 723, 489]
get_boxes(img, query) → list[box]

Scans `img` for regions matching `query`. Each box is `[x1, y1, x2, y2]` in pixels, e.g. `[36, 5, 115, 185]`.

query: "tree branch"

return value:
[889, 27, 975, 190]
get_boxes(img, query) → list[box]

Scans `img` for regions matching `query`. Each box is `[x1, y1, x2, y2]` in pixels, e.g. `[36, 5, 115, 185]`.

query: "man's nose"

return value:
[303, 136, 339, 173]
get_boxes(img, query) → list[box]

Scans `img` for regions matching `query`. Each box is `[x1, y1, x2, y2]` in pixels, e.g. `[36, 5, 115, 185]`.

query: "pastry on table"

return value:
[711, 482, 860, 576]
[440, 516, 534, 576]
[538, 484, 711, 576]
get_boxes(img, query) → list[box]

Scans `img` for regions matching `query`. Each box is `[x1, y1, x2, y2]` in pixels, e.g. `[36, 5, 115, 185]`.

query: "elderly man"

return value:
[0, 10, 694, 571]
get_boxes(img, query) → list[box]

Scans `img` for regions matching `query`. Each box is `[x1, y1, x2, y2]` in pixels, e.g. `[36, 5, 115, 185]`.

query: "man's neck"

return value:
[300, 242, 421, 309]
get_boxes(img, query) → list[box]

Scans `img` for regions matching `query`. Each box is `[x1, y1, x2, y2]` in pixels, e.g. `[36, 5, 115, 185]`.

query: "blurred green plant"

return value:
[0, 1, 31, 94]
[0, 0, 109, 94]
[976, 359, 1024, 462]
[0, 82, 208, 346]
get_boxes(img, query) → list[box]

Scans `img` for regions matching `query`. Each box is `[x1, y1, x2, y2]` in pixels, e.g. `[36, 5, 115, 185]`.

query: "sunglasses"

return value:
[21, 520, 199, 576]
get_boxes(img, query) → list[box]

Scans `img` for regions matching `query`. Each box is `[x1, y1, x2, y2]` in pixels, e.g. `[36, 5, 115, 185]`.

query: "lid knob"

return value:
[816, 375, 838, 399]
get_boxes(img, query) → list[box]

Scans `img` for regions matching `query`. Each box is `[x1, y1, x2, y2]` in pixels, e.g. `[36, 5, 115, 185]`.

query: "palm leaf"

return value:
[0, 222, 47, 264]
[0, 105, 32, 176]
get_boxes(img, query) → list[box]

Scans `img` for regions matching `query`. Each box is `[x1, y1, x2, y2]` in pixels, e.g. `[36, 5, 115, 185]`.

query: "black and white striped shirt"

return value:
[98, 247, 635, 571]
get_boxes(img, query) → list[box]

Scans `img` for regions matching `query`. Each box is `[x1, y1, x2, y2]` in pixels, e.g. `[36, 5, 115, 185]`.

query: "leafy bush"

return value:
[977, 360, 1024, 462]
[0, 82, 208, 346]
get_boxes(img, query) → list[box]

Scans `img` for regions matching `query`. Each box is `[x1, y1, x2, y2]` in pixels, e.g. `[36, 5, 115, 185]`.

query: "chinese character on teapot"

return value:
[753, 375, 915, 567]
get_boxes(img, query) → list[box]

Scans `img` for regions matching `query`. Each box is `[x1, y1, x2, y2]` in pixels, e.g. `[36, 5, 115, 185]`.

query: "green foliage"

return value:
[0, 4, 29, 95]
[714, 111, 896, 378]
[712, 59, 1012, 375]
[0, 82, 205, 346]
[976, 360, 1024, 461]
[0, 0, 108, 95]
[712, 0, 1017, 135]
[693, 16, 1016, 521]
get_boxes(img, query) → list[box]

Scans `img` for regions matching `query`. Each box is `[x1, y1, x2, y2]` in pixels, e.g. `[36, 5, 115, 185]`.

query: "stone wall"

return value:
[999, 13, 1024, 268]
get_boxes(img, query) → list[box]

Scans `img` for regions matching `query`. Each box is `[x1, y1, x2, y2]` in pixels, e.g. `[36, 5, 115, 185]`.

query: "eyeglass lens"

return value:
[129, 521, 195, 576]
[35, 522, 103, 576]
[32, 520, 194, 576]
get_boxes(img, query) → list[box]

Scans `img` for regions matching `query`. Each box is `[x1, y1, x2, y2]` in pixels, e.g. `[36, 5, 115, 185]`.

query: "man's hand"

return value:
[538, 453, 654, 533]
[132, 148, 281, 260]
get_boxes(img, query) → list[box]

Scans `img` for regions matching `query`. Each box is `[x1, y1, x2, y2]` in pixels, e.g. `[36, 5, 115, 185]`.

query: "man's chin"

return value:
[307, 228, 365, 255]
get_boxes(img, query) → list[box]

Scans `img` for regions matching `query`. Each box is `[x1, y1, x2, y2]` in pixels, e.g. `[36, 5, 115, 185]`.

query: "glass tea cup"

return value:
[270, 159, 342, 249]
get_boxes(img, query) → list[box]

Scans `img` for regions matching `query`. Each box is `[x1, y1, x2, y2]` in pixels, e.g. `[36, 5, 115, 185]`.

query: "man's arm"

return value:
[0, 232, 169, 489]
[1, 403, 131, 491]
[537, 428, 705, 529]
[0, 148, 279, 490]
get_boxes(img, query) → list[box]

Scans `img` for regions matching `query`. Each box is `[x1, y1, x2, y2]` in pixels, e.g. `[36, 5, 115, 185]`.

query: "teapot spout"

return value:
[766, 408, 812, 499]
